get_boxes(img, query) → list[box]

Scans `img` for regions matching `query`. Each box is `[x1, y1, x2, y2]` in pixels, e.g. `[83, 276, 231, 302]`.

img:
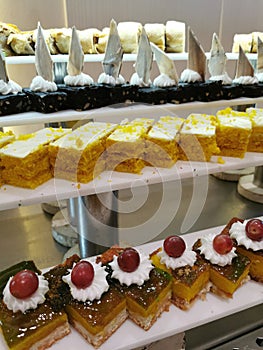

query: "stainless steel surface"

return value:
[0, 175, 262, 269]
[253, 166, 263, 188]
[75, 192, 119, 258]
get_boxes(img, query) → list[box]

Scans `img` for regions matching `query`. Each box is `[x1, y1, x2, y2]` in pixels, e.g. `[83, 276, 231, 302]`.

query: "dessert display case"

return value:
[0, 53, 263, 349]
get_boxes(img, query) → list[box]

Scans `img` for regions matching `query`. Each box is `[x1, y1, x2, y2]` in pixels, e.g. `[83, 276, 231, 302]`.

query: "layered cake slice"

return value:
[246, 107, 263, 152]
[106, 118, 154, 174]
[215, 113, 252, 157]
[0, 130, 15, 186]
[108, 247, 172, 330]
[226, 217, 263, 283]
[0, 127, 70, 189]
[0, 261, 70, 350]
[145, 116, 184, 168]
[62, 257, 127, 348]
[193, 231, 251, 298]
[150, 235, 210, 310]
[49, 121, 117, 183]
[178, 113, 220, 161]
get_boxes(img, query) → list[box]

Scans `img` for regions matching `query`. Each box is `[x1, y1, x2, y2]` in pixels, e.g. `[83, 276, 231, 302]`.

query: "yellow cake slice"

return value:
[178, 113, 220, 162]
[216, 114, 252, 157]
[0, 130, 15, 186]
[106, 118, 154, 174]
[246, 108, 263, 152]
[49, 122, 117, 183]
[145, 116, 184, 168]
[0, 128, 70, 189]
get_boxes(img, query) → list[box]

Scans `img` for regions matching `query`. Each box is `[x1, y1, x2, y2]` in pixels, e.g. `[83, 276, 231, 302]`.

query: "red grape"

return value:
[213, 234, 233, 255]
[163, 235, 186, 258]
[9, 270, 39, 299]
[117, 247, 140, 273]
[71, 261, 94, 289]
[245, 219, 263, 241]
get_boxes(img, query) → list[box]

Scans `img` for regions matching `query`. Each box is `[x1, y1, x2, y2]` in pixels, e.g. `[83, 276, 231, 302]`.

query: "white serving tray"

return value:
[0, 224, 262, 350]
[0, 152, 262, 211]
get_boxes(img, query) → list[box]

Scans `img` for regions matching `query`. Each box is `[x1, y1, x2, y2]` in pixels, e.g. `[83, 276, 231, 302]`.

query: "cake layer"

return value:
[0, 128, 70, 189]
[49, 122, 117, 183]
[145, 116, 184, 167]
[106, 118, 154, 173]
[216, 114, 252, 158]
[179, 113, 220, 161]
[246, 107, 263, 152]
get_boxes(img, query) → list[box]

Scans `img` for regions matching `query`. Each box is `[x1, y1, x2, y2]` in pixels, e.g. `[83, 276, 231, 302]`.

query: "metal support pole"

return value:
[253, 166, 263, 188]
[53, 62, 67, 84]
[75, 191, 119, 258]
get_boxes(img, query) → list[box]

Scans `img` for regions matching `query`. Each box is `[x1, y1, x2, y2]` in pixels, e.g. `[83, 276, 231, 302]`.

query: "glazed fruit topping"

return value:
[213, 234, 233, 255]
[9, 269, 39, 299]
[117, 247, 140, 273]
[71, 261, 94, 289]
[245, 219, 263, 241]
[163, 235, 186, 258]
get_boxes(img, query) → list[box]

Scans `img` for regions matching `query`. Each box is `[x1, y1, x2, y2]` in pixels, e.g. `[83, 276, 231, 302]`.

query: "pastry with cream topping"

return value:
[62, 257, 127, 348]
[150, 235, 210, 310]
[0, 261, 70, 350]
[193, 231, 251, 298]
[107, 247, 172, 330]
[226, 217, 263, 283]
[246, 107, 263, 152]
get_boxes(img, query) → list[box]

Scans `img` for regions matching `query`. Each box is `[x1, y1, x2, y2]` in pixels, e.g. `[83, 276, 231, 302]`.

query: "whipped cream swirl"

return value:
[232, 76, 258, 85]
[0, 79, 22, 95]
[209, 72, 233, 85]
[64, 72, 94, 86]
[109, 251, 154, 286]
[130, 72, 151, 87]
[63, 257, 109, 302]
[199, 233, 237, 266]
[255, 72, 263, 82]
[153, 73, 176, 87]
[180, 69, 202, 83]
[229, 220, 263, 251]
[30, 76, 57, 92]
[97, 73, 125, 85]
[158, 248, 197, 269]
[3, 274, 49, 313]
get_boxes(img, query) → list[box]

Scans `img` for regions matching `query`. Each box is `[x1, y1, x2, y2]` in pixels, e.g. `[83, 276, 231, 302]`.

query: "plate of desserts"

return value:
[0, 217, 262, 350]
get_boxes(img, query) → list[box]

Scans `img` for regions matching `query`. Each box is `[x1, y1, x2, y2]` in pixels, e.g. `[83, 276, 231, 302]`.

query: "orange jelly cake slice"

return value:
[193, 231, 251, 298]
[62, 257, 127, 348]
[108, 247, 172, 330]
[228, 217, 263, 282]
[150, 235, 210, 310]
[0, 127, 69, 189]
[106, 118, 154, 174]
[0, 262, 70, 350]
[49, 121, 117, 183]
[178, 113, 220, 162]
[144, 116, 184, 168]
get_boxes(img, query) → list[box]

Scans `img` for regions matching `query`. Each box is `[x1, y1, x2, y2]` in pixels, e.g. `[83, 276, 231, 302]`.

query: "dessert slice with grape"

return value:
[0, 261, 70, 350]
[106, 247, 172, 330]
[227, 217, 263, 283]
[193, 231, 251, 298]
[150, 235, 210, 310]
[62, 257, 127, 348]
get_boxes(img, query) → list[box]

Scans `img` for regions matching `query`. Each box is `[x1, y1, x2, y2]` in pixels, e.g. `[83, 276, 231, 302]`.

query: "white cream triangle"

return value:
[187, 27, 206, 81]
[67, 26, 84, 76]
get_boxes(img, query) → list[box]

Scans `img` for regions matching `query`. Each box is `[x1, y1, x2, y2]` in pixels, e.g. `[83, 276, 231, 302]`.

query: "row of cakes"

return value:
[0, 215, 262, 349]
[1, 20, 263, 117]
[0, 108, 262, 189]
[0, 20, 185, 56]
